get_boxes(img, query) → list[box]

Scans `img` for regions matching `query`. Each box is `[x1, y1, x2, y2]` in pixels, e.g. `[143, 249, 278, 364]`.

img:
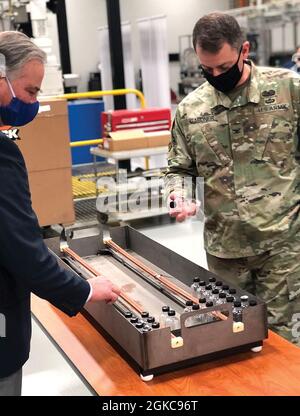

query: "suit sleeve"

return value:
[0, 136, 90, 316]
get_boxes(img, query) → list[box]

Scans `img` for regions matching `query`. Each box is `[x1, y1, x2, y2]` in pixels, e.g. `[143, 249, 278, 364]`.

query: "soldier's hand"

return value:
[88, 276, 121, 304]
[167, 192, 199, 223]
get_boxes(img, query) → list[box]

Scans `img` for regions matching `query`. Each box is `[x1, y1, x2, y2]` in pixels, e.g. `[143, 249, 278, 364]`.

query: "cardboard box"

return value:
[17, 98, 72, 172]
[146, 130, 171, 148]
[103, 129, 147, 152]
[102, 129, 171, 152]
[16, 98, 75, 227]
[28, 168, 75, 227]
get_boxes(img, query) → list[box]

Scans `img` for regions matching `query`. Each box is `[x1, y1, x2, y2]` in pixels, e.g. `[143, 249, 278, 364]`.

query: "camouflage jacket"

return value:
[165, 62, 300, 258]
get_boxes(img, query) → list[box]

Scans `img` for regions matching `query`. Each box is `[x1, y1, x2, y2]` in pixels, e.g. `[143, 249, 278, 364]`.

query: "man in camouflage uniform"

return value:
[165, 12, 300, 345]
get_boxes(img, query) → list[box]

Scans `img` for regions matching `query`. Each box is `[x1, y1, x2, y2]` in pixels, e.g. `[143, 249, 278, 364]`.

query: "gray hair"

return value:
[0, 31, 46, 79]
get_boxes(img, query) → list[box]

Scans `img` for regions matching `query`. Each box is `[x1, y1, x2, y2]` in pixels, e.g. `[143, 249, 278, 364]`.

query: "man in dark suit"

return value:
[0, 31, 120, 396]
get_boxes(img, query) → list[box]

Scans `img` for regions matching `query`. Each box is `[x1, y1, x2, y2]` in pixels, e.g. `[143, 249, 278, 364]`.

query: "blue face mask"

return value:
[0, 78, 39, 127]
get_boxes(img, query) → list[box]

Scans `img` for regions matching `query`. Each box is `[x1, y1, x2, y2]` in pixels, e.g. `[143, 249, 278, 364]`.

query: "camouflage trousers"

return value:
[206, 233, 300, 346]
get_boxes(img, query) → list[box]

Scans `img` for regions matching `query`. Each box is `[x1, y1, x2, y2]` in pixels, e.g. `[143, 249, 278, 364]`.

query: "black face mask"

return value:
[201, 47, 244, 93]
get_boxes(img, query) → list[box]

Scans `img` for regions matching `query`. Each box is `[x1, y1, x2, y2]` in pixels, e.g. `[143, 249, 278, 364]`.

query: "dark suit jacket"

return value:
[0, 134, 90, 378]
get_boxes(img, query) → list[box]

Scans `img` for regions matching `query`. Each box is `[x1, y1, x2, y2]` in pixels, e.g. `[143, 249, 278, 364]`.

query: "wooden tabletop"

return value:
[31, 295, 300, 396]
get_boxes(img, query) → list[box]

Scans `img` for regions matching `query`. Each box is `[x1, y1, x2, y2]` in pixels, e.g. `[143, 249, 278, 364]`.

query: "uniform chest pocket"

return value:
[256, 117, 295, 166]
[190, 123, 232, 178]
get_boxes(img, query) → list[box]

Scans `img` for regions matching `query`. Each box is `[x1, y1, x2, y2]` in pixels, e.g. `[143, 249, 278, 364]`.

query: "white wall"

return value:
[271, 22, 298, 54]
[65, 0, 230, 93]
[120, 0, 229, 52]
[120, 0, 230, 95]
[46, 10, 61, 66]
[65, 0, 107, 91]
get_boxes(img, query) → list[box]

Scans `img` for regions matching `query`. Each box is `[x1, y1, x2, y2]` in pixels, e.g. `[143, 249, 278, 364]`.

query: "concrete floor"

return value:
[23, 215, 206, 396]
[23, 320, 93, 396]
[136, 215, 207, 268]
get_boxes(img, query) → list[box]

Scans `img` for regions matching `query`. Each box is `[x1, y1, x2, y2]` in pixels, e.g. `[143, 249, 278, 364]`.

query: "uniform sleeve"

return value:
[0, 136, 90, 316]
[292, 77, 300, 163]
[164, 106, 198, 199]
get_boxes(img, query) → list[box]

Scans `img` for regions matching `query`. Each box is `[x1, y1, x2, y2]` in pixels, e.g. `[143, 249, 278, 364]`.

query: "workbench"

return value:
[90, 146, 169, 223]
[90, 145, 169, 172]
[32, 295, 300, 396]
[90, 145, 168, 182]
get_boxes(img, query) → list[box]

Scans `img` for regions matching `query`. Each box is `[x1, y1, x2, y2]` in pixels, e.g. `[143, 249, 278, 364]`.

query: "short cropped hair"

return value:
[193, 12, 244, 53]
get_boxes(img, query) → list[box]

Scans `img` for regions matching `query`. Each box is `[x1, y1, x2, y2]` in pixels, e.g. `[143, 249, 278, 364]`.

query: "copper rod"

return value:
[64, 247, 100, 276]
[105, 240, 227, 321]
[106, 240, 160, 277]
[118, 293, 143, 315]
[63, 247, 144, 314]
[106, 240, 198, 302]
[158, 275, 199, 303]
[105, 240, 198, 302]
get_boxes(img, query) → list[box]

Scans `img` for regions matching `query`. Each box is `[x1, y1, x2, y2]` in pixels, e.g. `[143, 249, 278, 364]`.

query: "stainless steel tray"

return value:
[46, 226, 268, 380]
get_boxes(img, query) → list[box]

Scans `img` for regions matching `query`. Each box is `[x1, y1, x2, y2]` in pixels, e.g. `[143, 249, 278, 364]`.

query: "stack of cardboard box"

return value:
[102, 129, 171, 152]
[17, 98, 75, 227]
